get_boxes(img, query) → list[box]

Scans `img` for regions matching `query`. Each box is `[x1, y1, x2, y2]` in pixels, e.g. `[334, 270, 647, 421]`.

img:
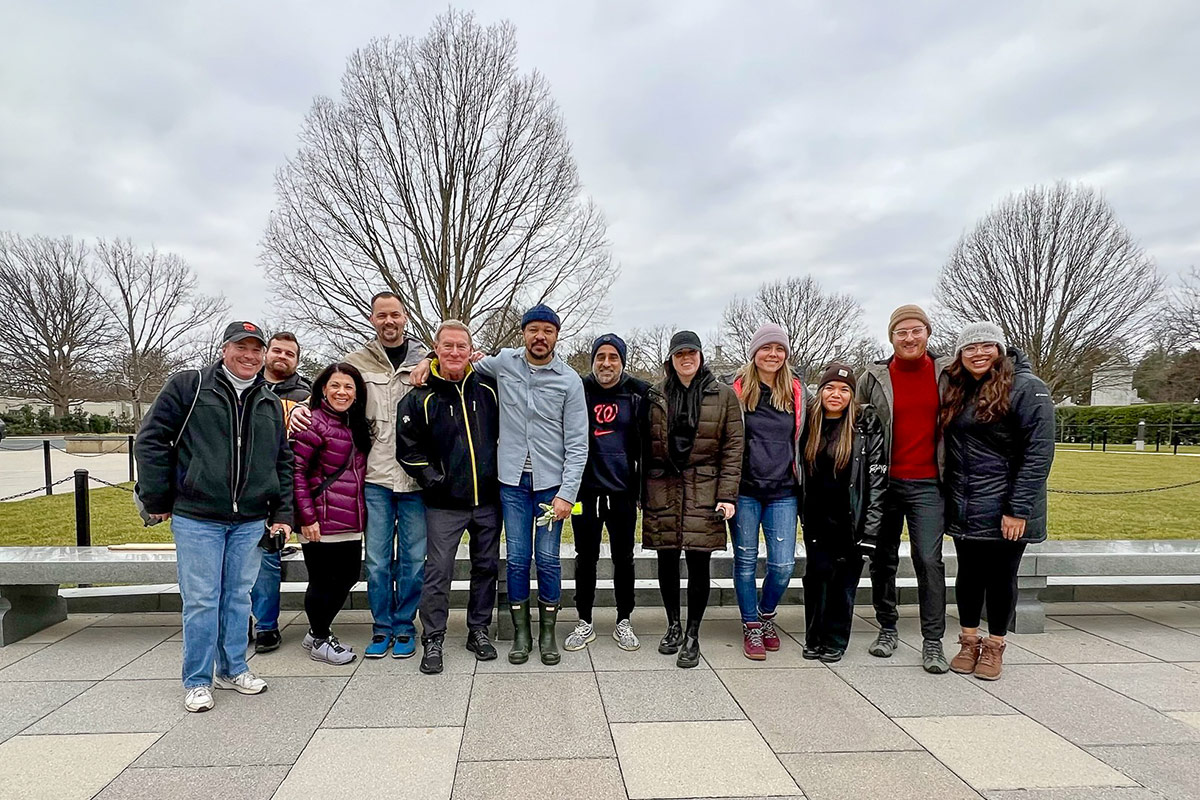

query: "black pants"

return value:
[954, 537, 1027, 638]
[803, 537, 864, 653]
[420, 504, 501, 642]
[573, 491, 637, 623]
[869, 478, 946, 640]
[302, 539, 363, 639]
[656, 549, 712, 625]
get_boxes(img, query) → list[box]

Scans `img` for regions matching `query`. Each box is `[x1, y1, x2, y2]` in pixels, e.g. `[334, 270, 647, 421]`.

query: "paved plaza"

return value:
[2, 601, 1200, 799]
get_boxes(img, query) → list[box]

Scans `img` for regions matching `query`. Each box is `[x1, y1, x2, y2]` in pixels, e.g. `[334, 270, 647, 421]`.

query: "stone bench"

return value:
[4, 539, 1200, 645]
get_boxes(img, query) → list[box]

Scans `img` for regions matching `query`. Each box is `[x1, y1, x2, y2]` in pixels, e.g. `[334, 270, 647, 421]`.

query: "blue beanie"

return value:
[521, 303, 560, 330]
[591, 333, 627, 365]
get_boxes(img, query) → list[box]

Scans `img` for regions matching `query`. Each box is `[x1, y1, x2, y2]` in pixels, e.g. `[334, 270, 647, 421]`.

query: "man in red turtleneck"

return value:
[856, 304, 951, 674]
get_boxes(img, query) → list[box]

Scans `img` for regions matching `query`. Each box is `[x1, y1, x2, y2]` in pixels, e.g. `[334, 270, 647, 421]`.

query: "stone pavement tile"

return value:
[452, 758, 629, 800]
[781, 750, 981, 800]
[588, 630, 712, 671]
[0, 641, 47, 671]
[461, 672, 612, 761]
[979, 664, 1200, 746]
[92, 612, 184, 627]
[1007, 630, 1162, 664]
[769, 604, 877, 636]
[612, 720, 799, 799]
[719, 667, 918, 752]
[20, 614, 109, 643]
[0, 626, 174, 681]
[896, 618, 1047, 665]
[135, 676, 346, 767]
[1168, 711, 1200, 732]
[834, 666, 1016, 717]
[1060, 615, 1200, 661]
[983, 789, 1164, 799]
[354, 637, 477, 675]
[1045, 603, 1121, 616]
[0, 732, 161, 800]
[698, 619, 823, 670]
[323, 672, 471, 728]
[288, 608, 371, 626]
[1106, 602, 1200, 629]
[26, 679, 186, 734]
[0, 680, 92, 742]
[1070, 662, 1200, 711]
[248, 622, 365, 677]
[897, 715, 1135, 790]
[94, 765, 289, 799]
[825, 635, 926, 668]
[475, 636, 595, 673]
[110, 640, 182, 680]
[1179, 662, 1200, 673]
[1088, 743, 1200, 800]
[273, 727, 461, 800]
[597, 668, 745, 722]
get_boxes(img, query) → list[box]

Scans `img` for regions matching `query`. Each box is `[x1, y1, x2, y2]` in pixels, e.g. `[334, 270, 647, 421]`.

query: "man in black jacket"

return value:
[135, 321, 294, 713]
[564, 334, 650, 653]
[250, 331, 312, 653]
[396, 320, 501, 674]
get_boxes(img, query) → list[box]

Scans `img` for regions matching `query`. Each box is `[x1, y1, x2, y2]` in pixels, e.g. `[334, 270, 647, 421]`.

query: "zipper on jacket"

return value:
[459, 382, 480, 506]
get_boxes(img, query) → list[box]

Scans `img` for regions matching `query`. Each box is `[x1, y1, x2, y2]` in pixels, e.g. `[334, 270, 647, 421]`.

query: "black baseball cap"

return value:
[222, 321, 267, 345]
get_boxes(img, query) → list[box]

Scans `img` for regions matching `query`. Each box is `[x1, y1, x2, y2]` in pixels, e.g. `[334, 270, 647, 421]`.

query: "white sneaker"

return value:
[214, 671, 268, 695]
[310, 635, 357, 665]
[184, 685, 214, 712]
[302, 630, 316, 651]
[613, 618, 641, 651]
[563, 620, 596, 652]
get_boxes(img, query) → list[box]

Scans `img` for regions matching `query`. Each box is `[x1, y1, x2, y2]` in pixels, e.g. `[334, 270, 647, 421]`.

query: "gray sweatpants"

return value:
[419, 504, 500, 641]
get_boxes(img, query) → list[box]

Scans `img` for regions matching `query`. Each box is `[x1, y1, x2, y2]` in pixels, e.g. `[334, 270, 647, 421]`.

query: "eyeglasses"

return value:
[961, 343, 999, 357]
[892, 327, 927, 340]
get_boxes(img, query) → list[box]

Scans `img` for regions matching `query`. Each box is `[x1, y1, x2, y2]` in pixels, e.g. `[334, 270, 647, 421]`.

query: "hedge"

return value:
[1056, 403, 1200, 444]
[0, 405, 123, 435]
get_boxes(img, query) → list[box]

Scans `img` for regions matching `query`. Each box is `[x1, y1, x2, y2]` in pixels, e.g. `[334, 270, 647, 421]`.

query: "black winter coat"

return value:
[943, 348, 1055, 543]
[135, 363, 294, 524]
[799, 405, 888, 552]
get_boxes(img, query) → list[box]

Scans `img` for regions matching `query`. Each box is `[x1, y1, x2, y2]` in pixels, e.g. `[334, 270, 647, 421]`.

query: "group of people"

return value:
[134, 295, 1055, 714]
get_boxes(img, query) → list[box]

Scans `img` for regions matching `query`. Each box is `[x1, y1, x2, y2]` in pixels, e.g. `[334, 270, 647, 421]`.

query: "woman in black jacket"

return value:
[942, 322, 1055, 681]
[799, 363, 887, 663]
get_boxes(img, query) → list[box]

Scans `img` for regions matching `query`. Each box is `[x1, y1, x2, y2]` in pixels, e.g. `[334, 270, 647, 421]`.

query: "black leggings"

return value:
[954, 537, 1027, 637]
[657, 549, 712, 625]
[302, 540, 362, 639]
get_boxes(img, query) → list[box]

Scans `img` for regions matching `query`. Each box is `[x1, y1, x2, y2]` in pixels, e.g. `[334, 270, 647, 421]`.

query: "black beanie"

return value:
[591, 333, 627, 365]
[818, 362, 857, 393]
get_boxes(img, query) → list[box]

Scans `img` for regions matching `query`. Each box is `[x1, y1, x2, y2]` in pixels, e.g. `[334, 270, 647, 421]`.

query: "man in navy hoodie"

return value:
[564, 334, 651, 653]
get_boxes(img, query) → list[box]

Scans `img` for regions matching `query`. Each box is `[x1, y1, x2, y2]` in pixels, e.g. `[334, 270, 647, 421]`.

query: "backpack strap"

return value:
[171, 370, 203, 448]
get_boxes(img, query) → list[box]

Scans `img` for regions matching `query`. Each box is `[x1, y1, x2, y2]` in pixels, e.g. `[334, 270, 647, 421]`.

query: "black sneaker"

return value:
[420, 637, 445, 675]
[818, 648, 844, 663]
[802, 644, 822, 660]
[254, 629, 281, 654]
[465, 629, 498, 661]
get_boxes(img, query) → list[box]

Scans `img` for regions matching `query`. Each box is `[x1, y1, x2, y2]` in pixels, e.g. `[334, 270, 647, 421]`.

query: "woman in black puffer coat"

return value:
[941, 322, 1054, 681]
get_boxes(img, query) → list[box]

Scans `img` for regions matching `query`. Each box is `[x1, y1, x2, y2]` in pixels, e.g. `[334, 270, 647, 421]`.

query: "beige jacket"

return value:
[344, 336, 426, 493]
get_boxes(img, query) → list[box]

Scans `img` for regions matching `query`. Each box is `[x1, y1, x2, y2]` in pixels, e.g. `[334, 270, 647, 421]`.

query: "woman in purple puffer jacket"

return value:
[292, 362, 373, 665]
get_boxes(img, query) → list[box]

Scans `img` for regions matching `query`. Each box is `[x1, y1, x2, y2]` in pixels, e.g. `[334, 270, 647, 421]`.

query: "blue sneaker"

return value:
[392, 634, 416, 659]
[365, 634, 391, 659]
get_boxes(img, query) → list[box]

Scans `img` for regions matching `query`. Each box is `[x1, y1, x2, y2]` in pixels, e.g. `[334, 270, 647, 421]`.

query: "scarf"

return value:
[665, 363, 714, 472]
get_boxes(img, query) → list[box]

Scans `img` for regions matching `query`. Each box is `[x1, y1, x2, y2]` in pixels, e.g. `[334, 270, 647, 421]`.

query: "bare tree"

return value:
[0, 234, 116, 414]
[721, 276, 870, 381]
[94, 239, 229, 422]
[262, 10, 615, 353]
[1164, 267, 1200, 348]
[936, 182, 1161, 395]
[625, 324, 675, 380]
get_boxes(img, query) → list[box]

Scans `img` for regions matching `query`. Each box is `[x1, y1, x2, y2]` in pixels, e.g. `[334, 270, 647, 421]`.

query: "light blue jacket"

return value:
[473, 348, 589, 503]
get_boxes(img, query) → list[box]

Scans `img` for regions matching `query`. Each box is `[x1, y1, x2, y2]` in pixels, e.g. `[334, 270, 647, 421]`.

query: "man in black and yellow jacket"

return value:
[396, 320, 500, 674]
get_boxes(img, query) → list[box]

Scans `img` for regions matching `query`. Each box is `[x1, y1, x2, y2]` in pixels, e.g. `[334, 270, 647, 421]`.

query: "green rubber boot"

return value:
[539, 602, 561, 666]
[508, 601, 532, 665]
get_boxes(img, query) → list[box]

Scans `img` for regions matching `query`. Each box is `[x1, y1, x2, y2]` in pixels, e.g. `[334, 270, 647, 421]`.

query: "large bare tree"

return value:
[721, 276, 870, 380]
[95, 239, 229, 422]
[262, 10, 615, 352]
[936, 182, 1161, 395]
[1164, 267, 1200, 348]
[0, 234, 116, 414]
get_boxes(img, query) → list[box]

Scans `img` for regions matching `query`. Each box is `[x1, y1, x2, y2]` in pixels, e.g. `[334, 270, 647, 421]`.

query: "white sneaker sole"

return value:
[184, 699, 213, 713]
[309, 651, 357, 666]
[214, 677, 267, 695]
[613, 631, 641, 651]
[563, 630, 596, 652]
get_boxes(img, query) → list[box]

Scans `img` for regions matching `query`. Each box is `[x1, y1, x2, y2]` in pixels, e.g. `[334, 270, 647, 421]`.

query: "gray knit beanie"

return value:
[747, 323, 790, 359]
[954, 321, 1006, 356]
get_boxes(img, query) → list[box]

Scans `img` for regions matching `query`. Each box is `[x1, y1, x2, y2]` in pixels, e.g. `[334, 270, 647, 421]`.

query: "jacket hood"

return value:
[1008, 346, 1035, 375]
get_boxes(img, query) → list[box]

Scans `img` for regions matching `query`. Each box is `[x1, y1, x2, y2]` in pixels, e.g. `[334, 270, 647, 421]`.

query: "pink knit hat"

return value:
[748, 323, 790, 358]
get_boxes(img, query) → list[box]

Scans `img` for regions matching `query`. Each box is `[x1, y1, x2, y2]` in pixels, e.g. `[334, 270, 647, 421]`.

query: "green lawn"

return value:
[0, 448, 1197, 546]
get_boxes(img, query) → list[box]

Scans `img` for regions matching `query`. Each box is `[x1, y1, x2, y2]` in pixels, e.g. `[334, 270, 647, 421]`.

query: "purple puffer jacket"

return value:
[292, 404, 368, 534]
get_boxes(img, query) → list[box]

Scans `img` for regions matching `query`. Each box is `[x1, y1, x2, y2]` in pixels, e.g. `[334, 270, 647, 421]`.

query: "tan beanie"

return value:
[888, 304, 932, 337]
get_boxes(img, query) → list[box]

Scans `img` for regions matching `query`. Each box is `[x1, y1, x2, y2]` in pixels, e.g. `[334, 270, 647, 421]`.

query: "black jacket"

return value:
[395, 362, 500, 510]
[135, 362, 294, 524]
[581, 372, 650, 495]
[943, 348, 1055, 543]
[800, 405, 887, 552]
[266, 370, 312, 402]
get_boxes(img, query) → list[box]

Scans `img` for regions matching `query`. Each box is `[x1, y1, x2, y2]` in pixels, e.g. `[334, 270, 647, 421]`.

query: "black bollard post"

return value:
[44, 440, 53, 495]
[74, 469, 91, 547]
[1102, 429, 1108, 452]
[127, 434, 135, 482]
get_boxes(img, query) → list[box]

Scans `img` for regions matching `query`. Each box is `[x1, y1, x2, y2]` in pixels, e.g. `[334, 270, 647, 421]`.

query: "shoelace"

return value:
[922, 640, 941, 657]
[615, 621, 633, 638]
[880, 630, 899, 646]
[760, 619, 778, 640]
[745, 625, 764, 648]
[428, 639, 444, 657]
[978, 644, 1000, 667]
[470, 631, 491, 648]
[573, 622, 592, 637]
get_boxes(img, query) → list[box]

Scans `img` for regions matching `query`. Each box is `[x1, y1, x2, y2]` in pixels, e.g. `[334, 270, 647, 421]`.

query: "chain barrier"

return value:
[1049, 478, 1200, 496]
[0, 476, 74, 502]
[85, 475, 135, 493]
[48, 443, 124, 458]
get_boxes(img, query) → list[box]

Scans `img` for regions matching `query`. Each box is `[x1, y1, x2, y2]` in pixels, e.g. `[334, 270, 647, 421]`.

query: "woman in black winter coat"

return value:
[942, 322, 1055, 681]
[799, 363, 887, 663]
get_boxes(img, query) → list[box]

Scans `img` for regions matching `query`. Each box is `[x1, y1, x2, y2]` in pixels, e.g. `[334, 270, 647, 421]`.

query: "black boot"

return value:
[539, 602, 561, 666]
[676, 620, 701, 668]
[659, 618, 684, 655]
[508, 601, 532, 665]
[419, 636, 444, 675]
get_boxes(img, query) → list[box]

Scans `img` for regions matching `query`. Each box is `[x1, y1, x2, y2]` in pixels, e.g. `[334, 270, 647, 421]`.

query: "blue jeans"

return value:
[250, 550, 281, 632]
[363, 483, 427, 638]
[499, 473, 564, 605]
[732, 495, 799, 623]
[171, 514, 265, 688]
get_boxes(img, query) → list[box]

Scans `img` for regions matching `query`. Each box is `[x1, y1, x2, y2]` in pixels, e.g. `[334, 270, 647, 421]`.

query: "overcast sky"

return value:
[2, 1, 1197, 345]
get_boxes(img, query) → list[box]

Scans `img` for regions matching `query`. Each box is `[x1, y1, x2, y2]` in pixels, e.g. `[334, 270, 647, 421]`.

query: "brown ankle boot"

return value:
[974, 637, 1006, 681]
[949, 633, 982, 674]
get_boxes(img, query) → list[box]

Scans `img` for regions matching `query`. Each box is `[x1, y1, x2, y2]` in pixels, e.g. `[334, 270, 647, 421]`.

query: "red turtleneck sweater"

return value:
[888, 354, 939, 480]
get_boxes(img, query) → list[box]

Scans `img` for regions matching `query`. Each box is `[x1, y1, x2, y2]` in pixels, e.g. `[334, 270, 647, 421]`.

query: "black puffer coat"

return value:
[799, 405, 888, 552]
[943, 348, 1055, 543]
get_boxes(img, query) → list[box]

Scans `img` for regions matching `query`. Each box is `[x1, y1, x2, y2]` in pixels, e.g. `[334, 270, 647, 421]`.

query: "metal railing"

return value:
[1056, 423, 1200, 454]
